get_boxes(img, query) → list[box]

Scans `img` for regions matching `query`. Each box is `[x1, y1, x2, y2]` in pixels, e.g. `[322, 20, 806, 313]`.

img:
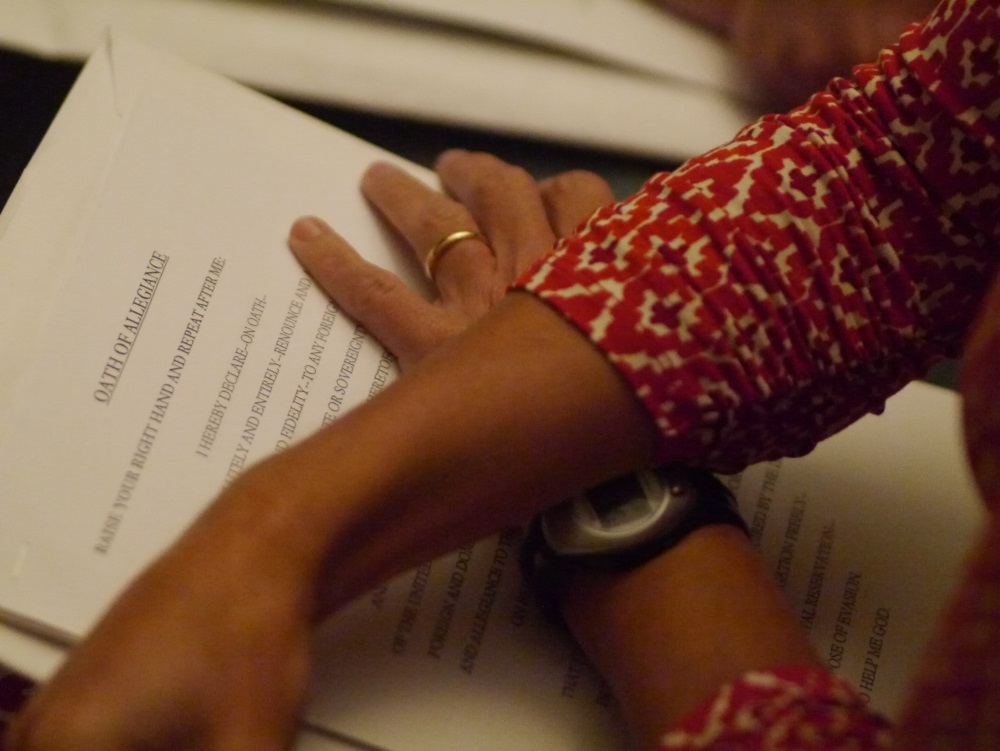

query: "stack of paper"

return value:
[0, 0, 761, 161]
[0, 34, 628, 751]
[0, 33, 987, 751]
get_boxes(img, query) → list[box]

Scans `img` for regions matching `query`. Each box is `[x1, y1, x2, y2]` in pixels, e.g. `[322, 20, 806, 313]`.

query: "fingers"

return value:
[289, 217, 458, 369]
[290, 153, 615, 372]
[434, 150, 558, 282]
[538, 170, 616, 237]
[360, 162, 497, 303]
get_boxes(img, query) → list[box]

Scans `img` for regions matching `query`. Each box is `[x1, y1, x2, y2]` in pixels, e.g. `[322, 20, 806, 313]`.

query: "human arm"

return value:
[522, 0, 1000, 472]
[557, 524, 822, 751]
[5, 155, 660, 751]
[9, 150, 887, 751]
[12, 5, 1000, 749]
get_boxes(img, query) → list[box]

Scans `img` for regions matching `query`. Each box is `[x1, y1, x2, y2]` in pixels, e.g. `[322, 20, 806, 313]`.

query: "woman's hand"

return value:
[7, 151, 621, 751]
[289, 149, 615, 369]
[657, 0, 934, 108]
[7, 520, 316, 751]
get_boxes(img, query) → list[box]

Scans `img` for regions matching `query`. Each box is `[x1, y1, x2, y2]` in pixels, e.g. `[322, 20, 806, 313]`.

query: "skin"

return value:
[560, 526, 820, 751]
[8, 151, 817, 751]
[658, 0, 937, 107]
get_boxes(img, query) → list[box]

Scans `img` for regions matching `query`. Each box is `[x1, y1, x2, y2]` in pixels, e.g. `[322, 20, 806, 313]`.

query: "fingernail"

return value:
[433, 149, 466, 169]
[365, 160, 397, 177]
[290, 216, 331, 241]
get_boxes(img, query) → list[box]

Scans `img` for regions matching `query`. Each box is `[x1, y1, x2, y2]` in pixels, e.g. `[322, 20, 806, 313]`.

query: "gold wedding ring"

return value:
[423, 230, 484, 281]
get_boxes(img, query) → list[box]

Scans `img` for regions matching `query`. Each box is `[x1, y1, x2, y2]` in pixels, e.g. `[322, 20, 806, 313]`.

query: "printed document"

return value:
[0, 34, 986, 750]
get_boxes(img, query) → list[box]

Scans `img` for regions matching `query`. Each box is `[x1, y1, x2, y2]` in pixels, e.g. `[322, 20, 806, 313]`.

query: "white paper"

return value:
[0, 35, 985, 749]
[305, 532, 626, 751]
[725, 382, 984, 719]
[318, 0, 750, 95]
[0, 32, 428, 636]
[0, 34, 626, 751]
[0, 0, 759, 161]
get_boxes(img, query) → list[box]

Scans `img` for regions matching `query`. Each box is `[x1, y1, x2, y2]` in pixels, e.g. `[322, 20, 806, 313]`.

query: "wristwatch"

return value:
[519, 465, 749, 610]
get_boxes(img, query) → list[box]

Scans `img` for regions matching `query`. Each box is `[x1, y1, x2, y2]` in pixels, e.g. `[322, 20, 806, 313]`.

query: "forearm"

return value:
[197, 292, 656, 619]
[559, 525, 820, 751]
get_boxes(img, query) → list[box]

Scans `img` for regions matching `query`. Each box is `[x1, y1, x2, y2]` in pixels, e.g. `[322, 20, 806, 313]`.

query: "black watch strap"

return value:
[519, 469, 749, 616]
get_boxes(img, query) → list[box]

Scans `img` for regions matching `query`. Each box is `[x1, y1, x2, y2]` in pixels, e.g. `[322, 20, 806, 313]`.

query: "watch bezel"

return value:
[539, 466, 698, 556]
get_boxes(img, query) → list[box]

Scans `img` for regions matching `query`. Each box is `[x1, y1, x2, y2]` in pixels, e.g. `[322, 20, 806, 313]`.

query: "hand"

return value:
[7, 151, 618, 751]
[658, 0, 934, 108]
[289, 149, 615, 369]
[729, 0, 934, 108]
[7, 517, 315, 751]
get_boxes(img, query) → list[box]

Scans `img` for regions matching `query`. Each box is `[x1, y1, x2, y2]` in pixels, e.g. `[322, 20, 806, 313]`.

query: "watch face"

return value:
[542, 467, 696, 555]
[586, 472, 656, 529]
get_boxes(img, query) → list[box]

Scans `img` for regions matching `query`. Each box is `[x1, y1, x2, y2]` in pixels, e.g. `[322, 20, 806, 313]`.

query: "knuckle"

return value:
[543, 170, 609, 199]
[465, 164, 536, 210]
[346, 267, 406, 312]
[443, 152, 536, 200]
[492, 163, 536, 194]
[418, 201, 473, 234]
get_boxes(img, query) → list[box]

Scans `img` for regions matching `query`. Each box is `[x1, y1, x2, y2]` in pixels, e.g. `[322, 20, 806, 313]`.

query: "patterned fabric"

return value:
[519, 0, 999, 473]
[661, 666, 892, 750]
[517, 0, 1000, 749]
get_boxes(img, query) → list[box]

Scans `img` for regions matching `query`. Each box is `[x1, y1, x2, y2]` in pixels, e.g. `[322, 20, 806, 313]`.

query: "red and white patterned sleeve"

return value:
[659, 666, 892, 751]
[516, 0, 1000, 472]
